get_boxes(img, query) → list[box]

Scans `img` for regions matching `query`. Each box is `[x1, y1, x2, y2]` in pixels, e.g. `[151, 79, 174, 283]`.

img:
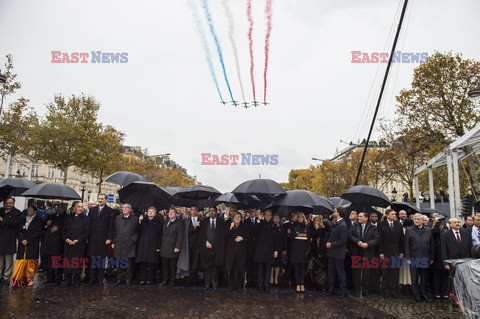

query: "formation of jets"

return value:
[219, 100, 270, 108]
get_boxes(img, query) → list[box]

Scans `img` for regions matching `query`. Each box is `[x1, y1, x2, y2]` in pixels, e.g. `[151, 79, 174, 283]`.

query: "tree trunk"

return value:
[97, 168, 103, 195]
[63, 165, 68, 184]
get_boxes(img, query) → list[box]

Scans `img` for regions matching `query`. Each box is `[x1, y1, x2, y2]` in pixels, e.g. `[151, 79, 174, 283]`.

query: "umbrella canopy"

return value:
[267, 190, 335, 216]
[330, 196, 352, 208]
[341, 185, 391, 208]
[21, 183, 81, 200]
[169, 185, 221, 208]
[232, 178, 286, 196]
[0, 178, 36, 199]
[347, 204, 383, 217]
[104, 171, 147, 186]
[214, 192, 261, 208]
[391, 201, 421, 215]
[160, 186, 183, 197]
[118, 181, 170, 213]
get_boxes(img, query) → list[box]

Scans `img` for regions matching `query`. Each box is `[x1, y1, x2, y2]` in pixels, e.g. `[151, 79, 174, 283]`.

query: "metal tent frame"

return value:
[414, 123, 480, 218]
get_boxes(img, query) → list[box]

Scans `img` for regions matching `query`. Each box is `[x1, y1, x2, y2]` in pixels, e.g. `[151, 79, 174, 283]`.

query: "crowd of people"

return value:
[1, 194, 479, 302]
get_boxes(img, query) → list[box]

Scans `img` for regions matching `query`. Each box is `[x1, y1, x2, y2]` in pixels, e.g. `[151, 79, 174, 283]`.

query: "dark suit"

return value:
[327, 218, 348, 294]
[43, 212, 66, 283]
[378, 220, 404, 295]
[62, 213, 90, 285]
[197, 217, 225, 289]
[254, 220, 280, 289]
[225, 221, 249, 290]
[348, 222, 379, 294]
[404, 226, 434, 298]
[160, 218, 184, 284]
[441, 229, 472, 261]
[187, 216, 201, 284]
[245, 217, 258, 286]
[87, 205, 114, 283]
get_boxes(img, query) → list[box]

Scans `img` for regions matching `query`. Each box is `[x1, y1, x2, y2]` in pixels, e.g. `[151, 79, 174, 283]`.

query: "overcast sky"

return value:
[1, 0, 479, 193]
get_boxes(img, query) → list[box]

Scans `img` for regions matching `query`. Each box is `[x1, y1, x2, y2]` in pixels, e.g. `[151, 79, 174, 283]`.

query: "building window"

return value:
[32, 165, 39, 177]
[18, 164, 28, 177]
[47, 166, 55, 178]
[59, 170, 65, 179]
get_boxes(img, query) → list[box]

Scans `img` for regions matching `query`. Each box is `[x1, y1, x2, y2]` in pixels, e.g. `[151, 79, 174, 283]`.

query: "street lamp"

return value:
[312, 157, 325, 162]
[80, 181, 86, 201]
[392, 187, 398, 201]
[87, 190, 92, 201]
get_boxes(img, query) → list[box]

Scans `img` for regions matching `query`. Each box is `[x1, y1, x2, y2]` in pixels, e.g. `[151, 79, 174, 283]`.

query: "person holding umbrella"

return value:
[225, 211, 249, 292]
[289, 212, 311, 293]
[42, 203, 67, 285]
[11, 205, 44, 287]
[62, 202, 90, 287]
[136, 207, 163, 285]
[0, 197, 22, 286]
[159, 207, 184, 288]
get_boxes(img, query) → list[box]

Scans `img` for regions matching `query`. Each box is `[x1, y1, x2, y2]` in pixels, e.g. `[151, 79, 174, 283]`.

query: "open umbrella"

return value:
[391, 201, 421, 215]
[169, 185, 221, 207]
[0, 178, 36, 198]
[215, 192, 261, 208]
[341, 185, 390, 208]
[267, 190, 335, 216]
[232, 178, 286, 208]
[160, 186, 183, 197]
[118, 181, 170, 213]
[104, 171, 147, 187]
[21, 183, 81, 200]
[330, 196, 352, 208]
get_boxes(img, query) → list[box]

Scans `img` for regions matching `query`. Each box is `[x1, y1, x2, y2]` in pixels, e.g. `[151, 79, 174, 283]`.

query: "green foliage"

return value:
[0, 54, 22, 116]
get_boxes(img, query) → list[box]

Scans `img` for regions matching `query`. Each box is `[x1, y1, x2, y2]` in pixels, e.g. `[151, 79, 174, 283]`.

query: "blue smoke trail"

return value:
[200, 0, 235, 102]
[187, 0, 224, 102]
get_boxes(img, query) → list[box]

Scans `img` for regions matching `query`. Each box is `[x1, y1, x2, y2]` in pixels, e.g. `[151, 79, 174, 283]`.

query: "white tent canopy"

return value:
[414, 123, 480, 218]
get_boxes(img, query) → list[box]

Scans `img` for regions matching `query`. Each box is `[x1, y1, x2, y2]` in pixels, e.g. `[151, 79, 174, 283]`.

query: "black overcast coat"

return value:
[87, 205, 115, 257]
[224, 221, 249, 272]
[42, 212, 66, 256]
[62, 213, 90, 274]
[253, 219, 280, 264]
[0, 207, 22, 254]
[17, 216, 44, 260]
[136, 216, 163, 263]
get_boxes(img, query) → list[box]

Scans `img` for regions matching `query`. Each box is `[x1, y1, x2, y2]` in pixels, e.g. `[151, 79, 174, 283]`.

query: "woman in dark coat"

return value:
[270, 213, 284, 286]
[11, 205, 44, 287]
[431, 219, 448, 298]
[253, 209, 280, 292]
[225, 211, 249, 291]
[62, 202, 90, 287]
[136, 207, 163, 285]
[289, 212, 311, 293]
[42, 203, 67, 284]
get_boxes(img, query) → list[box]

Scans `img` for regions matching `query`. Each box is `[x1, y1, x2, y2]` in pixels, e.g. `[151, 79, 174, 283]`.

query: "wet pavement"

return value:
[0, 276, 463, 319]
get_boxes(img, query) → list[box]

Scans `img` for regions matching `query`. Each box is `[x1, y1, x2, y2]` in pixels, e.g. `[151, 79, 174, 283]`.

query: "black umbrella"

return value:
[347, 204, 383, 217]
[21, 183, 81, 200]
[391, 201, 421, 215]
[118, 181, 170, 213]
[0, 178, 36, 197]
[330, 196, 352, 208]
[104, 171, 147, 186]
[170, 185, 221, 207]
[341, 185, 390, 208]
[160, 186, 183, 197]
[267, 190, 334, 216]
[215, 192, 261, 208]
[232, 178, 286, 196]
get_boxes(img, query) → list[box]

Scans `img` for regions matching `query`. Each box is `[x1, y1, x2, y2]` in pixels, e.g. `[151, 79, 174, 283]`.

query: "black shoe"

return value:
[415, 295, 421, 302]
[159, 281, 167, 286]
[204, 286, 209, 291]
[114, 280, 122, 286]
[140, 281, 146, 286]
[146, 281, 151, 286]
[338, 293, 347, 298]
[265, 287, 270, 293]
[422, 295, 432, 301]
[87, 280, 96, 286]
[98, 282, 104, 287]
[126, 280, 132, 287]
[327, 290, 335, 296]
[167, 283, 173, 289]
[257, 287, 263, 293]
[228, 287, 234, 292]
[213, 286, 218, 291]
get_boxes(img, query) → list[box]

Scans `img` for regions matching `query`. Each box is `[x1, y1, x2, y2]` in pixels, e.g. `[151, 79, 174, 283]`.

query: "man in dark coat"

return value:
[253, 210, 279, 292]
[160, 207, 184, 288]
[0, 197, 22, 286]
[326, 207, 348, 297]
[404, 213, 434, 302]
[348, 212, 379, 297]
[244, 208, 258, 287]
[378, 208, 404, 298]
[198, 206, 225, 291]
[87, 194, 114, 286]
[62, 202, 90, 287]
[112, 203, 139, 286]
[136, 207, 163, 285]
[186, 205, 201, 286]
[225, 210, 249, 291]
[442, 218, 472, 268]
[43, 203, 67, 284]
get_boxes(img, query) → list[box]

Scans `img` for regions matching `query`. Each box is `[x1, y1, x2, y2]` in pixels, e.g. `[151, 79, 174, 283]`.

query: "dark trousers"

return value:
[345, 252, 353, 289]
[188, 248, 198, 285]
[381, 259, 399, 295]
[89, 256, 106, 283]
[64, 273, 81, 286]
[352, 266, 370, 294]
[116, 257, 134, 282]
[410, 266, 429, 297]
[45, 255, 63, 283]
[204, 265, 219, 288]
[228, 270, 244, 290]
[257, 262, 272, 289]
[162, 257, 178, 284]
[432, 269, 448, 296]
[369, 267, 381, 293]
[293, 263, 306, 286]
[246, 256, 256, 287]
[328, 257, 346, 293]
[140, 262, 156, 282]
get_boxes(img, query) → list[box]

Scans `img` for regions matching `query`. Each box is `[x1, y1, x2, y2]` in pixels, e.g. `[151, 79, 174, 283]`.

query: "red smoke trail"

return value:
[247, 0, 256, 102]
[263, 0, 272, 104]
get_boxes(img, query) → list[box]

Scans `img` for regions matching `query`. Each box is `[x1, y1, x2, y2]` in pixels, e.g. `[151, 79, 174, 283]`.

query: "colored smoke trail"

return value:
[263, 0, 272, 104]
[221, 0, 246, 103]
[247, 0, 256, 101]
[201, 0, 235, 102]
[187, 0, 223, 102]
